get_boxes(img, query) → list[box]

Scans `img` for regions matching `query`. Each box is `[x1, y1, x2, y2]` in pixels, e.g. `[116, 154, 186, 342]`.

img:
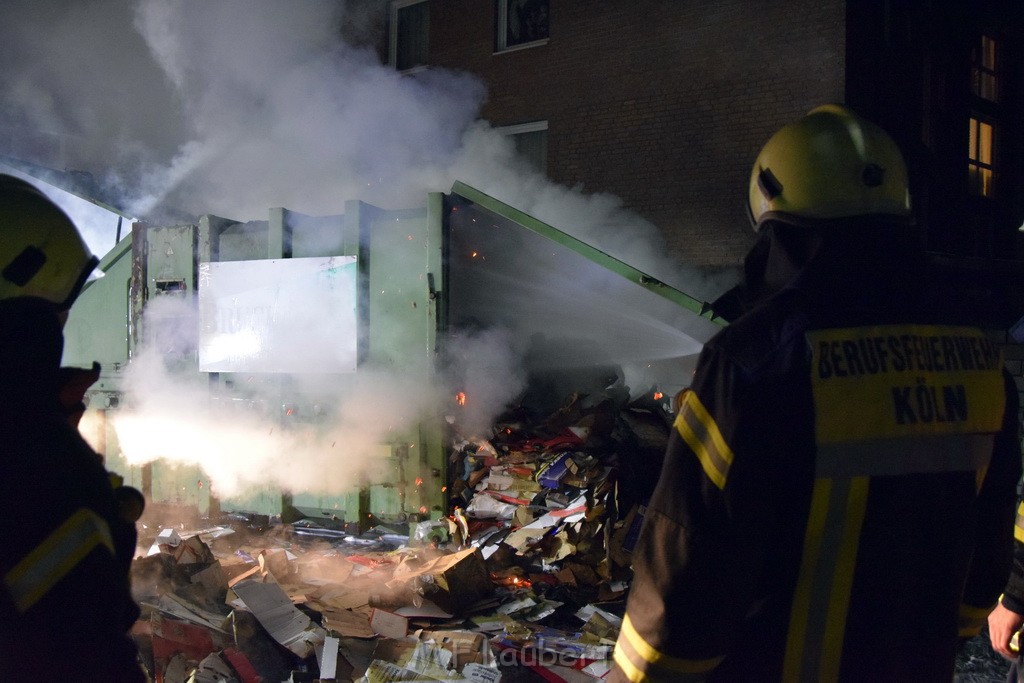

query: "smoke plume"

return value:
[1, 0, 734, 502]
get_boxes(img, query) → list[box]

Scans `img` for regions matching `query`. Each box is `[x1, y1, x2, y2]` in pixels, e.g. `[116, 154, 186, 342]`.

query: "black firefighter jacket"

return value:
[0, 298, 144, 682]
[611, 263, 1021, 682]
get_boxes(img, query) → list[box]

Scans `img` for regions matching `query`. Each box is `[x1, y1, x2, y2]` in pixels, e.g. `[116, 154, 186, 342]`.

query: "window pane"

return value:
[982, 35, 996, 70]
[513, 129, 548, 173]
[396, 2, 428, 71]
[969, 165, 993, 197]
[978, 121, 993, 164]
[968, 118, 993, 163]
[971, 35, 999, 102]
[505, 0, 549, 47]
[967, 118, 995, 197]
[972, 71, 999, 102]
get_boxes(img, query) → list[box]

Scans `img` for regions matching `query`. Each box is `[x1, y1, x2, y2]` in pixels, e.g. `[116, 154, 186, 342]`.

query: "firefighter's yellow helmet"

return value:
[748, 104, 912, 231]
[0, 174, 98, 310]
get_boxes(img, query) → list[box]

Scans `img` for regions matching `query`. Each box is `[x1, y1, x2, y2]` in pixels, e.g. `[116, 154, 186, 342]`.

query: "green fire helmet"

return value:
[747, 104, 912, 231]
[0, 174, 98, 310]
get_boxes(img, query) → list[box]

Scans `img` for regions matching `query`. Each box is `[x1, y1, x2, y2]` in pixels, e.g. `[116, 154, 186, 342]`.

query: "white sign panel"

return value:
[198, 256, 358, 374]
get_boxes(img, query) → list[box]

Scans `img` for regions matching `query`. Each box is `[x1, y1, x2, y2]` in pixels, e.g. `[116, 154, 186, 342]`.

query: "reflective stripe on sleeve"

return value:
[1015, 502, 1024, 544]
[675, 391, 734, 490]
[4, 507, 115, 612]
[958, 602, 995, 639]
[783, 476, 870, 682]
[613, 614, 724, 682]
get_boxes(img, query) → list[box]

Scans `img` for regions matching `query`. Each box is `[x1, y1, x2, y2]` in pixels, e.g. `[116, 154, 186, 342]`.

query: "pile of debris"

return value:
[129, 388, 673, 682]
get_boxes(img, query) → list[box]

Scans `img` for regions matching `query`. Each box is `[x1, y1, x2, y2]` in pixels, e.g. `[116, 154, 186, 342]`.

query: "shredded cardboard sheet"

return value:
[231, 578, 325, 658]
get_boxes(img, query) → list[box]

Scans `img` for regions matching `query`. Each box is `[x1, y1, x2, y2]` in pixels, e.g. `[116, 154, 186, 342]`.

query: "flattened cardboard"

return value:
[321, 607, 375, 639]
[231, 579, 324, 658]
[370, 608, 409, 639]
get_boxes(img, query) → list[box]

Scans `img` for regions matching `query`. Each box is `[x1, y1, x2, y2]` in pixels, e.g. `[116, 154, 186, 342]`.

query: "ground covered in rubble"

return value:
[127, 387, 1016, 682]
[130, 387, 661, 681]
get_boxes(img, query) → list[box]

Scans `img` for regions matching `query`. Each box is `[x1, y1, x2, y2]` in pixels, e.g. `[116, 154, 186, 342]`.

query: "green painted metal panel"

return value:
[144, 225, 197, 300]
[149, 460, 211, 511]
[63, 235, 147, 501]
[63, 234, 133, 371]
[357, 198, 447, 518]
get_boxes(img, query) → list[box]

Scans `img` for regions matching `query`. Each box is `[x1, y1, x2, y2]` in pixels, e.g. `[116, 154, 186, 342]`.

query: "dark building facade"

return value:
[385, 0, 1024, 327]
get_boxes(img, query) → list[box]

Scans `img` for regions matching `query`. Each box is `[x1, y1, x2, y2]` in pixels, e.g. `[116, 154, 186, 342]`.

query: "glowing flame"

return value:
[415, 477, 424, 486]
[456, 391, 467, 406]
[490, 573, 533, 589]
[653, 391, 664, 400]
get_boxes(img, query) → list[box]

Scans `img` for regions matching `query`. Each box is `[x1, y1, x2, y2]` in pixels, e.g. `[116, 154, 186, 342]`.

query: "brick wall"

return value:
[428, 0, 847, 268]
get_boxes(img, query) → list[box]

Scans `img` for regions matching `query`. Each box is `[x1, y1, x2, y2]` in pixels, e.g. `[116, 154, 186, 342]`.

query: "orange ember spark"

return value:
[415, 477, 424, 486]
[653, 392, 664, 400]
[456, 392, 467, 406]
[441, 486, 448, 492]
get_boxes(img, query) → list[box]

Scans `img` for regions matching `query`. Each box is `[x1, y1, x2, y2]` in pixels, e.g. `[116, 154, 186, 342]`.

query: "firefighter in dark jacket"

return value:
[610, 105, 1021, 682]
[988, 491, 1024, 660]
[0, 174, 146, 681]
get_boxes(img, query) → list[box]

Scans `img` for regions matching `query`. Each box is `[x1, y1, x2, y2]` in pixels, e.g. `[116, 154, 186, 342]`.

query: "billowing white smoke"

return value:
[2, 0, 731, 499]
[442, 327, 529, 439]
[127, 0, 486, 223]
[113, 296, 527, 498]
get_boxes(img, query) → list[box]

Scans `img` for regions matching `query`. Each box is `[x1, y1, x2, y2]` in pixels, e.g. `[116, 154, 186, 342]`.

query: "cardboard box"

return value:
[420, 630, 490, 669]
[537, 453, 572, 489]
[150, 613, 221, 662]
[419, 548, 493, 614]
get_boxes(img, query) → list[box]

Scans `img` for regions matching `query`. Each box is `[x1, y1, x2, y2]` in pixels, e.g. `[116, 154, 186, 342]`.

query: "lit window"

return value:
[496, 0, 549, 52]
[971, 35, 999, 102]
[389, 0, 429, 71]
[968, 117, 994, 197]
[499, 121, 548, 174]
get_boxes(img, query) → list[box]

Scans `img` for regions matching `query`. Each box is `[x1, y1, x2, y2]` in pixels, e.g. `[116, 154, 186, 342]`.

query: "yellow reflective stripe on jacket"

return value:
[783, 476, 870, 682]
[1015, 502, 1024, 544]
[4, 508, 115, 613]
[958, 602, 995, 639]
[675, 391, 734, 490]
[614, 614, 724, 682]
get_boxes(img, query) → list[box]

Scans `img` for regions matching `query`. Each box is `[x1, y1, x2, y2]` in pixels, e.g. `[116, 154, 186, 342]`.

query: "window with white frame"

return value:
[389, 0, 429, 71]
[496, 0, 549, 52]
[500, 121, 548, 174]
